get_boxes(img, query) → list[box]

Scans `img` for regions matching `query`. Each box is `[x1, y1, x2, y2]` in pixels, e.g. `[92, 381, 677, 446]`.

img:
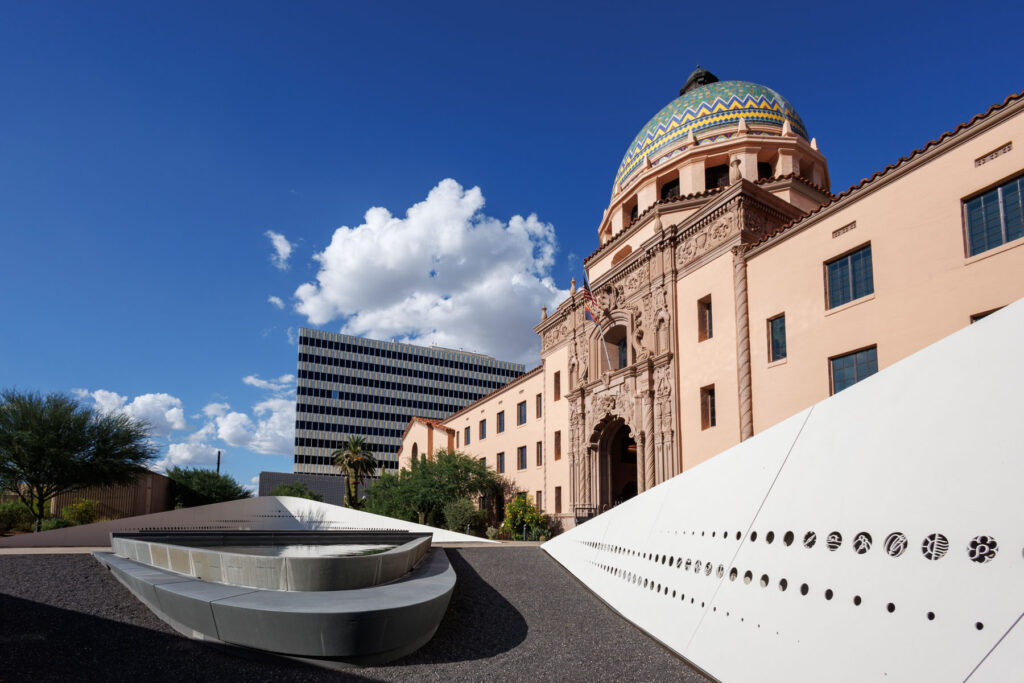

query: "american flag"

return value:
[582, 277, 601, 325]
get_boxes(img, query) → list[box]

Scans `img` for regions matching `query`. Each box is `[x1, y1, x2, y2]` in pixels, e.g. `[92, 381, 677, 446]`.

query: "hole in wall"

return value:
[853, 595, 862, 606]
[976, 622, 984, 630]
[887, 603, 896, 613]
[825, 589, 834, 600]
[784, 531, 794, 546]
[884, 532, 908, 557]
[922, 533, 949, 560]
[779, 579, 788, 591]
[744, 571, 753, 584]
[827, 532, 843, 551]
[967, 535, 998, 563]
[760, 574, 769, 588]
[804, 532, 817, 549]
[716, 564, 725, 578]
[705, 562, 712, 576]
[736, 531, 741, 540]
[927, 612, 935, 620]
[766, 531, 775, 544]
[729, 567, 738, 581]
[750, 531, 758, 542]
[853, 532, 872, 554]
[800, 583, 809, 596]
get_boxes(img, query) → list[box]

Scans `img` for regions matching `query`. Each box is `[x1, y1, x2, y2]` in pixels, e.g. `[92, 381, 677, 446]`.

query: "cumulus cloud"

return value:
[209, 397, 294, 456]
[265, 230, 295, 270]
[85, 390, 187, 437]
[155, 440, 219, 471]
[242, 374, 295, 393]
[293, 179, 567, 363]
[268, 295, 285, 309]
[286, 327, 297, 345]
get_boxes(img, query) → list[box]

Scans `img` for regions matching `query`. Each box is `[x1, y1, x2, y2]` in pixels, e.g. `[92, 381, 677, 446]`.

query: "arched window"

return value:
[661, 178, 680, 200]
[411, 443, 419, 459]
[611, 245, 632, 266]
[598, 324, 631, 373]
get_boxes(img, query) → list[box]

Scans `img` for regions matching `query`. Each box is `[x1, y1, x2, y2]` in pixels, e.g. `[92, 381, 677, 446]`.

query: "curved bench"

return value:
[94, 548, 455, 666]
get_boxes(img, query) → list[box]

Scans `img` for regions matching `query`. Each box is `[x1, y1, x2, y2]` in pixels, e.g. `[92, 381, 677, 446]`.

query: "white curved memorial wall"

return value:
[543, 299, 1024, 682]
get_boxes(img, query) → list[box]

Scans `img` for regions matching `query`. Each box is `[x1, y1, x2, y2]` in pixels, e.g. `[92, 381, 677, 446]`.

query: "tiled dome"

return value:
[614, 80, 808, 190]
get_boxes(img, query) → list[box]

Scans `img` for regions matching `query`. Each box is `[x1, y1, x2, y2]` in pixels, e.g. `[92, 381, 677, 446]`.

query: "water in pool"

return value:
[214, 544, 396, 558]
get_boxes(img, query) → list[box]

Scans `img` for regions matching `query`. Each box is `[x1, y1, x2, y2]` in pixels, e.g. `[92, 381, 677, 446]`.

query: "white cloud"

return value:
[242, 374, 295, 393]
[210, 398, 294, 456]
[87, 390, 187, 437]
[286, 327, 297, 345]
[268, 295, 285, 309]
[265, 230, 295, 270]
[202, 402, 231, 418]
[293, 179, 567, 363]
[154, 440, 219, 471]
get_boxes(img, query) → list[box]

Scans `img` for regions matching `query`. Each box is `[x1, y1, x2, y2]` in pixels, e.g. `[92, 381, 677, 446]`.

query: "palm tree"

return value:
[331, 436, 378, 508]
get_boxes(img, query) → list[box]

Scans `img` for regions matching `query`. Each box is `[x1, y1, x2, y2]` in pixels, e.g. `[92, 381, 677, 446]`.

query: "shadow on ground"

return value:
[389, 548, 528, 665]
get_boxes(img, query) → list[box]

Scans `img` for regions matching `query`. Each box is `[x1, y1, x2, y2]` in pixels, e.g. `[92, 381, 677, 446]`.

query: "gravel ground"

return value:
[0, 547, 709, 683]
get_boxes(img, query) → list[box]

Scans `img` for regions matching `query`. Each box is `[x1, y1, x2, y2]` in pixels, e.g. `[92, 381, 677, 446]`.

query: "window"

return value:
[965, 175, 1024, 256]
[536, 490, 543, 511]
[554, 430, 562, 460]
[464, 426, 471, 445]
[705, 164, 729, 189]
[617, 338, 627, 368]
[497, 452, 505, 474]
[661, 178, 680, 200]
[555, 486, 562, 514]
[700, 384, 716, 430]
[757, 161, 773, 181]
[517, 401, 527, 425]
[479, 457, 485, 468]
[698, 295, 713, 341]
[536, 393, 542, 418]
[536, 440, 543, 466]
[826, 244, 874, 309]
[554, 372, 561, 401]
[830, 346, 878, 394]
[497, 411, 505, 433]
[479, 419, 486, 440]
[517, 446, 527, 470]
[768, 314, 787, 362]
[455, 431, 459, 448]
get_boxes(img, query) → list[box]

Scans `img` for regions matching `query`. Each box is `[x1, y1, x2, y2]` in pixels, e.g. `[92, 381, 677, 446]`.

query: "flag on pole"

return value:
[582, 277, 601, 325]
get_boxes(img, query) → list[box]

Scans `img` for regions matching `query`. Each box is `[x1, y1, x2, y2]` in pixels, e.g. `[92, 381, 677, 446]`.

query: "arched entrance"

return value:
[595, 418, 638, 510]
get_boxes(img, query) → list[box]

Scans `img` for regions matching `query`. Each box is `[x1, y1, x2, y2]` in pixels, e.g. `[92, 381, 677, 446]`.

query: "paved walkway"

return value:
[0, 546, 709, 682]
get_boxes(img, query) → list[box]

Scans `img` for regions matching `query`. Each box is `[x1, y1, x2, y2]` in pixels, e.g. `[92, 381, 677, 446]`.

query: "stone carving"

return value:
[597, 283, 622, 315]
[542, 319, 571, 351]
[623, 263, 650, 295]
[675, 209, 737, 268]
[655, 366, 672, 398]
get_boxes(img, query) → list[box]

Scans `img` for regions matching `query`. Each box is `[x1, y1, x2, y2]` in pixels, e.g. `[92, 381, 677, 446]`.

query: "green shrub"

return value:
[443, 498, 487, 536]
[0, 501, 35, 533]
[61, 499, 99, 525]
[485, 526, 500, 540]
[41, 517, 75, 531]
[269, 482, 323, 502]
[501, 493, 548, 539]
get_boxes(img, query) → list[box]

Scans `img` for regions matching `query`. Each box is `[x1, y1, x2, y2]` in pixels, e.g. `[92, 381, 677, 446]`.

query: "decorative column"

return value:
[636, 432, 646, 494]
[644, 390, 656, 489]
[732, 245, 754, 441]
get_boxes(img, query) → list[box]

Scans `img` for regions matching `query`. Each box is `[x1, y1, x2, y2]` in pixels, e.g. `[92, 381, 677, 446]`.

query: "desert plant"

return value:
[166, 467, 252, 508]
[41, 517, 75, 531]
[485, 526, 500, 540]
[268, 482, 323, 502]
[61, 499, 99, 525]
[443, 498, 487, 536]
[501, 493, 548, 539]
[0, 501, 34, 533]
[0, 389, 155, 531]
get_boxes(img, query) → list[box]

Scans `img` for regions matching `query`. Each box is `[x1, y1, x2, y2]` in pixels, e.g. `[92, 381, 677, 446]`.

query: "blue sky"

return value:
[1, 1, 1021, 490]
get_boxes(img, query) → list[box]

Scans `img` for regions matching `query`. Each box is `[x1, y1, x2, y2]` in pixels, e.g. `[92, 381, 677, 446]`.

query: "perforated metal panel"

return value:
[543, 300, 1024, 682]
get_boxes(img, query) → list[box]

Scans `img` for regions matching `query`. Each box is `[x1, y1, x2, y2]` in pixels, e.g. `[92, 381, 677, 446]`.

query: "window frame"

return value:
[517, 445, 527, 470]
[554, 430, 561, 460]
[767, 313, 787, 363]
[479, 419, 486, 440]
[536, 393, 542, 418]
[698, 295, 713, 342]
[963, 173, 1024, 257]
[517, 401, 527, 425]
[700, 384, 716, 430]
[536, 440, 543, 466]
[553, 371, 561, 401]
[497, 410, 505, 433]
[828, 345, 879, 395]
[824, 243, 874, 310]
[497, 452, 505, 474]
[464, 426, 470, 445]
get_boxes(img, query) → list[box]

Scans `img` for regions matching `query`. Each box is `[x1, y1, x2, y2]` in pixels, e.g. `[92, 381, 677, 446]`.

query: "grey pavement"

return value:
[0, 546, 710, 682]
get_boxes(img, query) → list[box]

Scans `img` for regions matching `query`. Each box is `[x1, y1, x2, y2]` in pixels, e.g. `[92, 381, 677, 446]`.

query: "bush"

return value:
[0, 501, 35, 533]
[61, 499, 99, 525]
[443, 498, 487, 536]
[41, 517, 75, 531]
[485, 526, 500, 540]
[501, 493, 548, 540]
[166, 467, 251, 508]
[269, 482, 323, 502]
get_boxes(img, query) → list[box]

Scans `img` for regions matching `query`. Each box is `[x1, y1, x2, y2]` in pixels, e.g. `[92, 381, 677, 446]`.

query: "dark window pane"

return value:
[769, 315, 787, 362]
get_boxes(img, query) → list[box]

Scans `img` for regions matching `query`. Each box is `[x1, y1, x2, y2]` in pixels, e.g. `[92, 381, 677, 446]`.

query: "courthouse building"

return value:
[398, 69, 1024, 528]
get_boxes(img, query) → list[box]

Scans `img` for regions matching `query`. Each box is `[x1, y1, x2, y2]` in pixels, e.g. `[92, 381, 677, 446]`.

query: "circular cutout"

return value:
[704, 562, 712, 576]
[922, 533, 950, 560]
[976, 622, 984, 630]
[712, 531, 716, 538]
[685, 559, 693, 572]
[853, 595, 862, 606]
[800, 583, 809, 596]
[766, 531, 775, 544]
[779, 578, 788, 591]
[887, 602, 896, 613]
[744, 570, 753, 585]
[927, 611, 935, 620]
[884, 532, 909, 557]
[826, 531, 843, 551]
[760, 574, 769, 588]
[750, 531, 758, 542]
[736, 531, 741, 540]
[716, 564, 725, 578]
[853, 532, 873, 554]
[676, 557, 683, 568]
[784, 531, 794, 546]
[729, 567, 738, 582]
[825, 589, 834, 600]
[693, 559, 702, 574]
[967, 535, 999, 563]
[803, 531, 817, 549]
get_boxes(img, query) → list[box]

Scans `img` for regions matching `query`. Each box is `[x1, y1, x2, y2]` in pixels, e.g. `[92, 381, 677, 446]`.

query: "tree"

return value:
[0, 390, 155, 531]
[364, 448, 506, 527]
[166, 467, 251, 508]
[268, 481, 323, 502]
[331, 436, 378, 508]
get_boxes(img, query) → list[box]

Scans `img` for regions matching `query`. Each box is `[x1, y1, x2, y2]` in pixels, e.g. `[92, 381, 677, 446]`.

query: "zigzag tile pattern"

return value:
[616, 81, 808, 189]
